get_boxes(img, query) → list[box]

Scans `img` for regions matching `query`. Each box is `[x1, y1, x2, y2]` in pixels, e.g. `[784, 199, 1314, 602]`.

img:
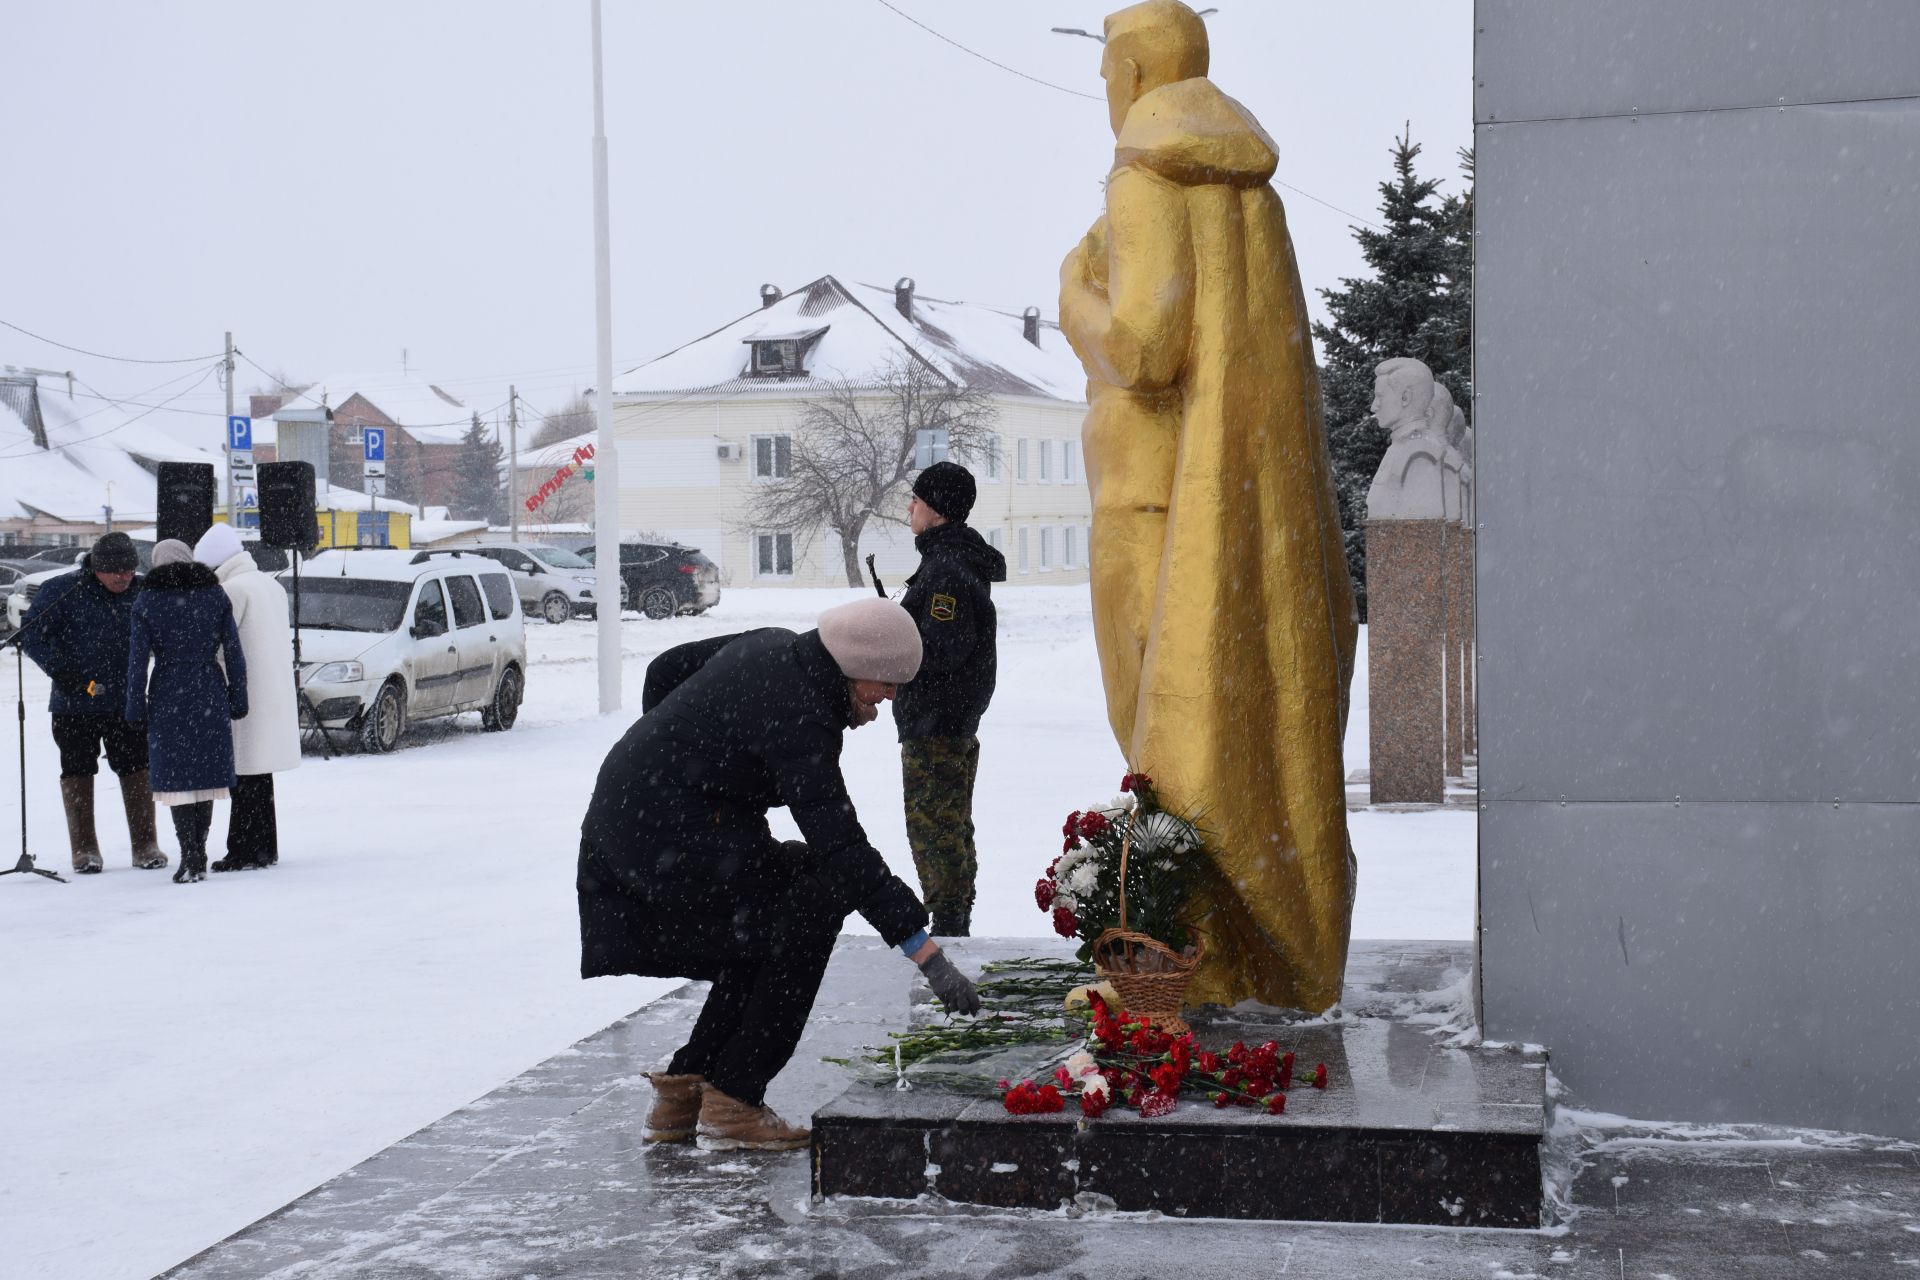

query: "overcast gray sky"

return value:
[3, 1, 1471, 442]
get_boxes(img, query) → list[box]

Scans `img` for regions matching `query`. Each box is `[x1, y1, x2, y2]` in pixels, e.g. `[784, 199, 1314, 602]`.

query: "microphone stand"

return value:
[1, 598, 70, 882]
[289, 551, 339, 759]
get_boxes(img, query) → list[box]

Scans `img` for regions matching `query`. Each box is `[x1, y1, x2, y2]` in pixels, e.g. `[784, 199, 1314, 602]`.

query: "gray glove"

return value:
[918, 949, 982, 1016]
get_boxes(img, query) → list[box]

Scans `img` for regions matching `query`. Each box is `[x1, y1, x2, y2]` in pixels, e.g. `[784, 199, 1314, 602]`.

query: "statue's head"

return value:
[1425, 383, 1455, 437]
[1371, 357, 1436, 432]
[1101, 1, 1209, 137]
[1448, 404, 1468, 450]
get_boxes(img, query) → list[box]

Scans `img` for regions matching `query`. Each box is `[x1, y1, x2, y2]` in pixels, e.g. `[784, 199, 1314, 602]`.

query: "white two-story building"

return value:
[609, 275, 1093, 588]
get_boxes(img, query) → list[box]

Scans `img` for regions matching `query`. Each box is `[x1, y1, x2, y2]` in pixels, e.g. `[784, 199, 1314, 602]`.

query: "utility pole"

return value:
[224, 331, 236, 524]
[590, 0, 622, 713]
[507, 386, 520, 544]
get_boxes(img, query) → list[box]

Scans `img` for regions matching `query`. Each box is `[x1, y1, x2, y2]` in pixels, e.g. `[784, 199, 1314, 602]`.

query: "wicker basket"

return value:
[1091, 812, 1203, 1034]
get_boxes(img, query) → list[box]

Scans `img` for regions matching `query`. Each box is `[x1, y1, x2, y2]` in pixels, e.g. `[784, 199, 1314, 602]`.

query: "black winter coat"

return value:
[125, 562, 248, 794]
[893, 521, 1006, 741]
[579, 628, 926, 980]
[20, 565, 142, 717]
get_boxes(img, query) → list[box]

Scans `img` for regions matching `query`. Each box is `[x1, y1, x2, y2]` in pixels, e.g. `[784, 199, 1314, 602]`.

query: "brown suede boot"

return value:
[59, 777, 103, 874]
[119, 770, 168, 869]
[696, 1086, 809, 1152]
[644, 1072, 703, 1143]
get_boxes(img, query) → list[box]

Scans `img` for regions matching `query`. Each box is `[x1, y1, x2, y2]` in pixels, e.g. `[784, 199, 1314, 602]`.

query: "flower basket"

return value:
[1091, 812, 1204, 1034]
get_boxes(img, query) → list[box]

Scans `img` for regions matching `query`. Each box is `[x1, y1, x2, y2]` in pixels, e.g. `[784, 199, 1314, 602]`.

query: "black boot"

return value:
[171, 802, 210, 884]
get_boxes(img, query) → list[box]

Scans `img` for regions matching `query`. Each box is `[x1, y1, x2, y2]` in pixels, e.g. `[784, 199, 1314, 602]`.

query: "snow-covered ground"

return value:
[0, 585, 1472, 1280]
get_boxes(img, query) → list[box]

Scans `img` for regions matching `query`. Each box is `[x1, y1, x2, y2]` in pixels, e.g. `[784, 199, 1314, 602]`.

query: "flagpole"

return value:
[590, 0, 621, 714]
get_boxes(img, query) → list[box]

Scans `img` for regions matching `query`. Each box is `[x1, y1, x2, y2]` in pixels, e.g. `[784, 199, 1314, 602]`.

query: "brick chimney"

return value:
[1022, 306, 1042, 346]
[894, 277, 915, 320]
[759, 283, 783, 309]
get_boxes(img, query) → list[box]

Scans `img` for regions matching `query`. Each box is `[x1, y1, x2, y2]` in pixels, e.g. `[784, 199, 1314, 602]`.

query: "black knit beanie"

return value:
[912, 460, 976, 523]
[88, 532, 140, 573]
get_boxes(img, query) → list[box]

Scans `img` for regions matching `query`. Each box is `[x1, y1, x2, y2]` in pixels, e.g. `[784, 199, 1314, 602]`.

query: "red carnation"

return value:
[1138, 1089, 1178, 1118]
[1212, 1092, 1230, 1109]
[1062, 811, 1082, 838]
[1120, 774, 1134, 793]
[1313, 1063, 1328, 1090]
[1062, 836, 1079, 854]
[1150, 1064, 1183, 1095]
[1197, 1051, 1222, 1074]
[1079, 1088, 1109, 1119]
[1266, 1094, 1287, 1115]
[1052, 905, 1079, 939]
[1035, 878, 1056, 911]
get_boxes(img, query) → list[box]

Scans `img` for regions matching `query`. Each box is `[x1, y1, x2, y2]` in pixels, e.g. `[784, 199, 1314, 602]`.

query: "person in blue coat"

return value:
[125, 540, 247, 884]
[19, 531, 166, 873]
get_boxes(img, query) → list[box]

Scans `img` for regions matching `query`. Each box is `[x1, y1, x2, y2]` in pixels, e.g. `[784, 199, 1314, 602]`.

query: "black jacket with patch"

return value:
[894, 521, 1006, 742]
[578, 628, 927, 980]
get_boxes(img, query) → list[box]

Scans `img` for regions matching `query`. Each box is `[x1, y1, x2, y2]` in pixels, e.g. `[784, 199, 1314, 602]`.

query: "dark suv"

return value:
[576, 542, 720, 619]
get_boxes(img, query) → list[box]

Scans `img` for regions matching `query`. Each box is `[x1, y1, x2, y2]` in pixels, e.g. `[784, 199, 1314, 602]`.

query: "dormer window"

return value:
[752, 340, 796, 377]
[742, 326, 828, 380]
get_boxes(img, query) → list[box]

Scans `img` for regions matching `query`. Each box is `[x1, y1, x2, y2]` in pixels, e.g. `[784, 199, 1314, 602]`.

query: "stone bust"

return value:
[1365, 357, 1463, 522]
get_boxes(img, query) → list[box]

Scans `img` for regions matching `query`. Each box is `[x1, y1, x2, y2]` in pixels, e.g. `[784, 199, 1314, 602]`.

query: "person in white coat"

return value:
[193, 524, 301, 870]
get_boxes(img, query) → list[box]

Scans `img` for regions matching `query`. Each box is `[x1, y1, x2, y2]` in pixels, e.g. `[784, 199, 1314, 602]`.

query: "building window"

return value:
[987, 526, 1004, 551]
[751, 340, 796, 377]
[1017, 527, 1030, 574]
[914, 428, 949, 470]
[1016, 438, 1029, 483]
[1040, 526, 1055, 569]
[751, 434, 791, 481]
[1038, 439, 1052, 483]
[1064, 524, 1077, 567]
[1063, 441, 1078, 484]
[982, 435, 1003, 483]
[754, 532, 794, 577]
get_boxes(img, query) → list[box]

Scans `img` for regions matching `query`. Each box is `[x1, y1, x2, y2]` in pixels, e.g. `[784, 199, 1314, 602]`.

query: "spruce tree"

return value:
[450, 414, 506, 523]
[1313, 129, 1473, 617]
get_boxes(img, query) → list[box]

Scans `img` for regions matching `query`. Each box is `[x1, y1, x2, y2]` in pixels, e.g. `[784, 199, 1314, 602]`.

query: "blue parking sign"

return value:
[363, 427, 386, 462]
[227, 415, 252, 451]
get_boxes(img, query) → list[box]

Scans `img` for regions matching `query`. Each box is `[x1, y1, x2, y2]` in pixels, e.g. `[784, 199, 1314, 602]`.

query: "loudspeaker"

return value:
[258, 461, 319, 551]
[156, 462, 217, 547]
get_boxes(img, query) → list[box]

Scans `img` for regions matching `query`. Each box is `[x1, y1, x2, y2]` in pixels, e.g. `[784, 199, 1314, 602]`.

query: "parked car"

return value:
[0, 560, 44, 636]
[574, 541, 721, 619]
[282, 549, 526, 753]
[459, 543, 600, 624]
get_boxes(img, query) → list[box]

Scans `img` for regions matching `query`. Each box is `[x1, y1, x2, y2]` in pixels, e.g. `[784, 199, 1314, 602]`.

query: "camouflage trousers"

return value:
[901, 735, 980, 934]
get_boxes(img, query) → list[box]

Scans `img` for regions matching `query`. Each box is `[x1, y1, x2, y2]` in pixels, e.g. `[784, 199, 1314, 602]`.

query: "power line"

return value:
[0, 318, 224, 365]
[872, 0, 1105, 103]
[868, 2, 1384, 231]
[0, 363, 223, 461]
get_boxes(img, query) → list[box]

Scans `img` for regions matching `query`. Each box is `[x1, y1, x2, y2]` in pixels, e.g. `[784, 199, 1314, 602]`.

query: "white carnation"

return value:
[1082, 1073, 1111, 1100]
[1067, 861, 1101, 895]
[1065, 1050, 1097, 1078]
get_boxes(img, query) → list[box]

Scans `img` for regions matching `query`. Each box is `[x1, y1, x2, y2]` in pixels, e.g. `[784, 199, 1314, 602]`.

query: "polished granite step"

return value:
[813, 999, 1547, 1226]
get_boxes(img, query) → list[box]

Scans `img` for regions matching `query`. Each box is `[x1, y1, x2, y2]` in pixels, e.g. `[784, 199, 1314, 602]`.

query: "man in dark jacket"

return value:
[579, 599, 981, 1152]
[19, 532, 166, 874]
[895, 461, 1006, 936]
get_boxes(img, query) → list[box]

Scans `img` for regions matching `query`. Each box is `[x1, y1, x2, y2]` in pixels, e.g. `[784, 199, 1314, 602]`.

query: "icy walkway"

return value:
[162, 938, 1920, 1279]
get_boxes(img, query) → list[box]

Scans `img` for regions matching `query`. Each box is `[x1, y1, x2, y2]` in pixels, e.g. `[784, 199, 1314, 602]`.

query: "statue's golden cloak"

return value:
[1063, 77, 1358, 1011]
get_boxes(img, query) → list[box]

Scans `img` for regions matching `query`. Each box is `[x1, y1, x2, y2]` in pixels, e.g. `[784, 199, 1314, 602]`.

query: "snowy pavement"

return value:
[1, 586, 1474, 1280]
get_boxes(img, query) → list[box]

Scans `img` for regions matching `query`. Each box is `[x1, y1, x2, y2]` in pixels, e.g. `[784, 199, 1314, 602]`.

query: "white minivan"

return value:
[286, 549, 527, 752]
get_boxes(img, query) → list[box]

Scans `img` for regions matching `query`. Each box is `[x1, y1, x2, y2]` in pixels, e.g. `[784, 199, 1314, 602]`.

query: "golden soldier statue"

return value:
[1059, 0, 1359, 1011]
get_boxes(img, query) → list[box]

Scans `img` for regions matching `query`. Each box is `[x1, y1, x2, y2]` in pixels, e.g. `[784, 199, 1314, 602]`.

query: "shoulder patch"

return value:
[930, 593, 957, 622]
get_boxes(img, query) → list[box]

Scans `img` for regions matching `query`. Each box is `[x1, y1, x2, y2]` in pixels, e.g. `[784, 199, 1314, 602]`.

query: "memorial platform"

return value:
[813, 959, 1545, 1226]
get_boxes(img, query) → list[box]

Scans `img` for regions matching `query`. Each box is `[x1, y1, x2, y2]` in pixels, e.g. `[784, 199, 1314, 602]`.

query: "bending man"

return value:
[578, 599, 981, 1152]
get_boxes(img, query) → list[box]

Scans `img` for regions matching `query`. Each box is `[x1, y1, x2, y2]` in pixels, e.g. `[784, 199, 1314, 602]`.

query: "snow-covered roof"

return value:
[512, 431, 596, 469]
[270, 373, 495, 446]
[612, 276, 1086, 402]
[0, 377, 223, 524]
[297, 548, 448, 582]
[410, 517, 491, 545]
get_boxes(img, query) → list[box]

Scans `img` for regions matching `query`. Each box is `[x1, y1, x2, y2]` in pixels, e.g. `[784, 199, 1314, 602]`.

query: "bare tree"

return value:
[531, 392, 595, 450]
[742, 351, 999, 587]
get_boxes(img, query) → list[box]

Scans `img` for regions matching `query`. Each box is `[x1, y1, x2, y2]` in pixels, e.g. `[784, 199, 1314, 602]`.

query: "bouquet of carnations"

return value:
[1035, 772, 1202, 965]
[1000, 992, 1328, 1119]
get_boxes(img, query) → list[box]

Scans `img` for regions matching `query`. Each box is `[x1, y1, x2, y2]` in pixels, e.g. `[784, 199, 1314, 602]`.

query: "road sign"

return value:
[363, 428, 386, 462]
[363, 461, 387, 479]
[230, 460, 256, 483]
[227, 415, 252, 451]
[364, 475, 387, 497]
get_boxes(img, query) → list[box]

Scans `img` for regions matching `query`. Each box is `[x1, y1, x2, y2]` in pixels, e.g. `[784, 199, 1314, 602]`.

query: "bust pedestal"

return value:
[1366, 519, 1448, 805]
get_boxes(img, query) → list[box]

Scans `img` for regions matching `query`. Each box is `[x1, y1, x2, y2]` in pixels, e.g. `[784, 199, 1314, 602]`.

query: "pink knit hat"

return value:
[816, 599, 922, 683]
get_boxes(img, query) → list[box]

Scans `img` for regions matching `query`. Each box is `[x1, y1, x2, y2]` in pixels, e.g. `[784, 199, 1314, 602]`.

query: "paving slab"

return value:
[163, 938, 1920, 1279]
